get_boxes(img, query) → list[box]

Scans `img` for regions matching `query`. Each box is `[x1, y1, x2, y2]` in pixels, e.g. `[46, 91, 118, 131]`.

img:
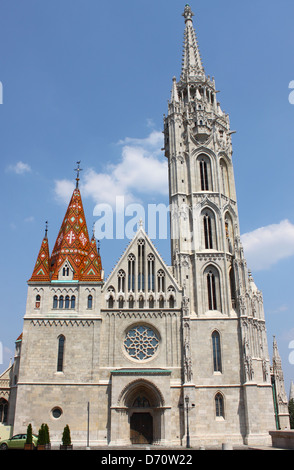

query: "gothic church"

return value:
[0, 5, 290, 447]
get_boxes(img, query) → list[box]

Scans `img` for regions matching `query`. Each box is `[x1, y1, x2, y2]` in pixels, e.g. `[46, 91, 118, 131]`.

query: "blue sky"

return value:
[0, 0, 294, 395]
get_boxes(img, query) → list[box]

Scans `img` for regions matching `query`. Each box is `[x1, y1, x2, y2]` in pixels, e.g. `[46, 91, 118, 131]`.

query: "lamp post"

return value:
[86, 401, 90, 450]
[185, 395, 190, 448]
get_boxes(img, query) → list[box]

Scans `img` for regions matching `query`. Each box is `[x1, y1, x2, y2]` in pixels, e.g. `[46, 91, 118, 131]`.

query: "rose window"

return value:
[124, 325, 159, 361]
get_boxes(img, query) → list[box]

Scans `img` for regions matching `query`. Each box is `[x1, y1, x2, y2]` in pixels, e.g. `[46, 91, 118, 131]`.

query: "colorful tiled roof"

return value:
[29, 178, 102, 283]
[50, 188, 92, 281]
[81, 235, 102, 282]
[29, 232, 50, 282]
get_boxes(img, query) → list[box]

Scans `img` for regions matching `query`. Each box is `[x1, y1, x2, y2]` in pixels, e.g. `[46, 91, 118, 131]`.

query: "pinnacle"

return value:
[180, 5, 205, 83]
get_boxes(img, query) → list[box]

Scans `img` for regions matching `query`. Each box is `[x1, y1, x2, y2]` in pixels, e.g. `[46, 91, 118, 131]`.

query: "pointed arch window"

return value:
[71, 295, 76, 309]
[65, 295, 70, 309]
[205, 266, 221, 312]
[128, 295, 134, 309]
[35, 294, 41, 309]
[118, 270, 126, 293]
[137, 239, 145, 291]
[53, 295, 58, 309]
[229, 266, 236, 309]
[198, 154, 212, 191]
[87, 294, 93, 309]
[128, 254, 135, 292]
[157, 269, 165, 293]
[202, 208, 217, 250]
[63, 266, 70, 277]
[169, 296, 175, 308]
[203, 213, 213, 249]
[57, 335, 65, 372]
[212, 331, 222, 372]
[118, 296, 124, 309]
[108, 296, 114, 309]
[59, 295, 64, 309]
[148, 296, 154, 308]
[133, 396, 150, 408]
[159, 295, 164, 308]
[215, 393, 224, 418]
[207, 271, 217, 310]
[147, 254, 155, 292]
[139, 295, 144, 308]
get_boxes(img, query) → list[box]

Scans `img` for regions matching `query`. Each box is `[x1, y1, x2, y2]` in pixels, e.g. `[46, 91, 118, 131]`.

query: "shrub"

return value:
[62, 424, 71, 446]
[37, 423, 46, 446]
[43, 423, 50, 444]
[26, 424, 33, 444]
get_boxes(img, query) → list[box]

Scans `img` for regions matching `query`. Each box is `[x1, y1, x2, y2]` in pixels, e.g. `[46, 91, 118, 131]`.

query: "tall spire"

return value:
[81, 234, 103, 282]
[50, 187, 91, 280]
[180, 4, 205, 83]
[29, 221, 50, 282]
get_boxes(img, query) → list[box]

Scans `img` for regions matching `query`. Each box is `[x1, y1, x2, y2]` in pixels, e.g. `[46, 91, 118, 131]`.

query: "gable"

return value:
[103, 227, 182, 308]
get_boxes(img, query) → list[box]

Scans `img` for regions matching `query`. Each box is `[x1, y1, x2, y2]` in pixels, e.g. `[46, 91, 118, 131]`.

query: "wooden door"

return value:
[130, 413, 153, 444]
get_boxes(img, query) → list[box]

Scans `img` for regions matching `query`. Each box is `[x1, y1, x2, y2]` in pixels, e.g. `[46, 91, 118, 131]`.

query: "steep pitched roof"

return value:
[28, 231, 50, 282]
[50, 188, 92, 281]
[81, 235, 102, 282]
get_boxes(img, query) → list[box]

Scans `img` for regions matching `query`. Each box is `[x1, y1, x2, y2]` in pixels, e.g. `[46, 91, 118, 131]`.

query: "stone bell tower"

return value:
[164, 4, 239, 315]
[163, 4, 278, 445]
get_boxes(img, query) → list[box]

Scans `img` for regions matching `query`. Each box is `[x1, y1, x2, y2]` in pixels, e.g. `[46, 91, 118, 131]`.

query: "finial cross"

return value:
[74, 161, 83, 188]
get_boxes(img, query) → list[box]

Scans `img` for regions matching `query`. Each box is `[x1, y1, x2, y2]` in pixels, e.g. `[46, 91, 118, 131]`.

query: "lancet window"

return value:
[128, 254, 135, 292]
[57, 335, 65, 372]
[198, 154, 212, 191]
[137, 239, 145, 291]
[212, 330, 222, 372]
[118, 270, 126, 293]
[205, 265, 221, 312]
[215, 393, 224, 418]
[157, 270, 165, 293]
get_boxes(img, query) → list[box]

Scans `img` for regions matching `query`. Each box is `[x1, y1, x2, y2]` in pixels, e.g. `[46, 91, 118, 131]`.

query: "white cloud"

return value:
[7, 161, 31, 174]
[54, 179, 75, 205]
[241, 219, 294, 271]
[53, 130, 167, 207]
[24, 216, 35, 223]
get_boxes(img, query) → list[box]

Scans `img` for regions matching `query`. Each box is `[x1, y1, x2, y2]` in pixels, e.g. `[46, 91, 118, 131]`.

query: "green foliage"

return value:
[37, 423, 46, 446]
[43, 423, 50, 444]
[289, 398, 294, 429]
[62, 424, 71, 446]
[26, 423, 33, 444]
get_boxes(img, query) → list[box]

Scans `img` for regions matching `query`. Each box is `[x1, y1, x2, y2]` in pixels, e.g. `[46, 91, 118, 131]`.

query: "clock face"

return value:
[124, 325, 159, 361]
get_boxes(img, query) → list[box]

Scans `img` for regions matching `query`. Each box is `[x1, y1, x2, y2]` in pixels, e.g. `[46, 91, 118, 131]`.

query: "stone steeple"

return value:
[180, 4, 205, 83]
[163, 6, 276, 444]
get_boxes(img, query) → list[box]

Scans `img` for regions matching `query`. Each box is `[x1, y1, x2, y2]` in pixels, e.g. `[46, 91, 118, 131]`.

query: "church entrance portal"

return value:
[116, 378, 165, 445]
[130, 412, 153, 444]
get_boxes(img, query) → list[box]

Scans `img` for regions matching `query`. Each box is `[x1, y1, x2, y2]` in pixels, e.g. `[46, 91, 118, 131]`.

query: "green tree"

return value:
[37, 423, 46, 445]
[289, 398, 294, 429]
[43, 423, 50, 445]
[62, 424, 71, 446]
[26, 423, 33, 444]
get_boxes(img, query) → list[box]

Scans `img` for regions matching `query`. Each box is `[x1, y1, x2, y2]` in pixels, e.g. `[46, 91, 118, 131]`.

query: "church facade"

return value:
[1, 5, 290, 447]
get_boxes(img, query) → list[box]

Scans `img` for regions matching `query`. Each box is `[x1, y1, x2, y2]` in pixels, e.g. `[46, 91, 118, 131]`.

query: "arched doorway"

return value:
[121, 380, 164, 445]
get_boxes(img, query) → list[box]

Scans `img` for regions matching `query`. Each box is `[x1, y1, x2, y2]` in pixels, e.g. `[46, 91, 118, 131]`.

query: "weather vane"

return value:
[74, 161, 83, 188]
